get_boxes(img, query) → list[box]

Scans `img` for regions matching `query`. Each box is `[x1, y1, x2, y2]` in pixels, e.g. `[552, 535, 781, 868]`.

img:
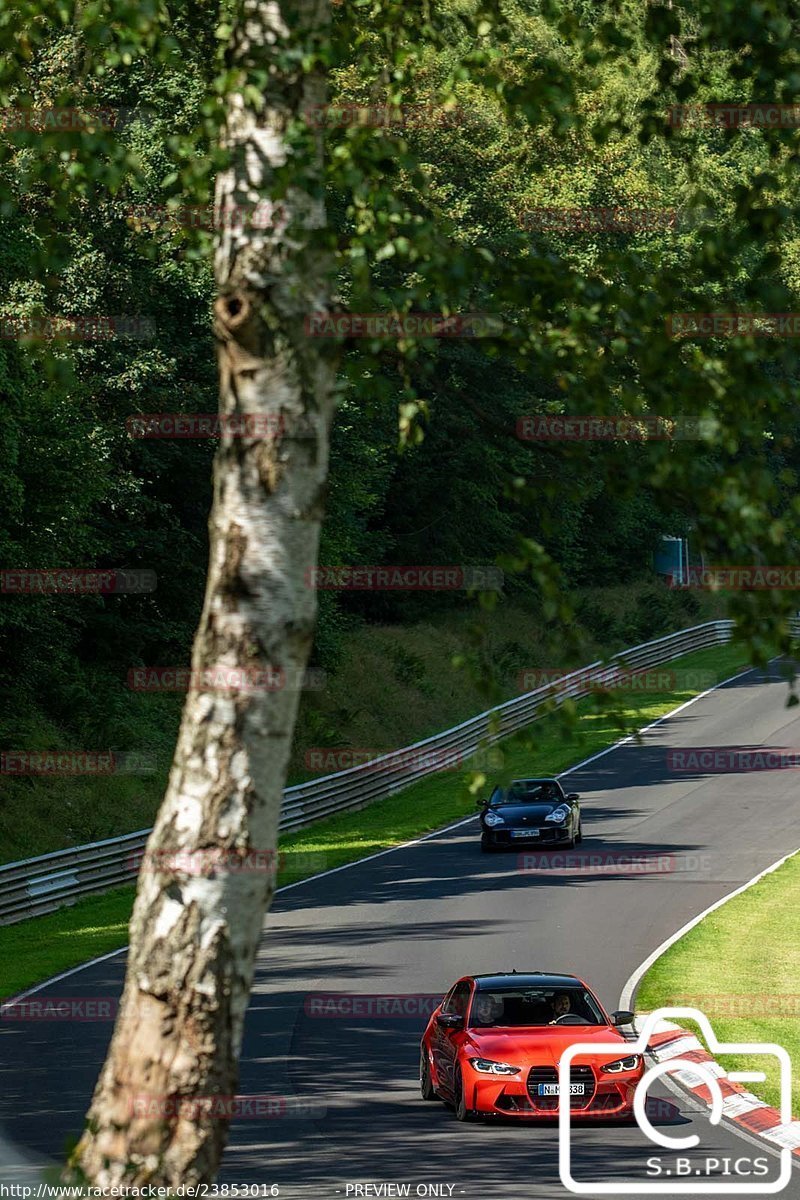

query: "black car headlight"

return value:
[483, 810, 505, 827]
[468, 1057, 521, 1076]
[601, 1054, 641, 1073]
[545, 804, 570, 824]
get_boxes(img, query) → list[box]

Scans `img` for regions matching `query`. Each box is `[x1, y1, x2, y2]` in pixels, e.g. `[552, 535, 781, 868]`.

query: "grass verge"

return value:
[637, 849, 800, 1115]
[0, 641, 749, 1001]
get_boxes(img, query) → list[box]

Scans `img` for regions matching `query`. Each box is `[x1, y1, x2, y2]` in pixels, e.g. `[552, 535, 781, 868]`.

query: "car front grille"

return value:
[526, 1065, 596, 1110]
[586, 1091, 626, 1112]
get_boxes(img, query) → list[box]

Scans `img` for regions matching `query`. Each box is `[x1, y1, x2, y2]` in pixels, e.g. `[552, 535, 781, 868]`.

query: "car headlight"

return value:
[468, 1058, 521, 1075]
[545, 804, 570, 824]
[484, 810, 505, 827]
[601, 1054, 641, 1073]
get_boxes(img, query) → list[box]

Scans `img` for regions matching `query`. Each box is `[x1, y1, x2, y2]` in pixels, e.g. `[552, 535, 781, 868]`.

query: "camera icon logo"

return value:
[558, 1006, 792, 1194]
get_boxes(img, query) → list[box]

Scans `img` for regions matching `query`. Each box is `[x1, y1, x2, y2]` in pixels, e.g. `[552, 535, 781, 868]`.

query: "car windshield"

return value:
[503, 781, 560, 805]
[468, 986, 605, 1028]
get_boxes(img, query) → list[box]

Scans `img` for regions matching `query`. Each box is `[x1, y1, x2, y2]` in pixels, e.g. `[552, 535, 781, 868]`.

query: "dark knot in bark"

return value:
[214, 291, 268, 363]
[215, 292, 251, 334]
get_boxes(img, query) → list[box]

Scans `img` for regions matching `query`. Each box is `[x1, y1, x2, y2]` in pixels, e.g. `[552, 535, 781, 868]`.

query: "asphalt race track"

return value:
[2, 664, 800, 1198]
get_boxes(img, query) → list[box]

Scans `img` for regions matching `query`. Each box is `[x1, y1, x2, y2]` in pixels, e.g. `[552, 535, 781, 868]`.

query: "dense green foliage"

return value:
[1, 0, 799, 795]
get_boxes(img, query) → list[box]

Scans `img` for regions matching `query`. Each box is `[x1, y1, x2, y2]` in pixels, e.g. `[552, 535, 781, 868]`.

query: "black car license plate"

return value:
[538, 1083, 585, 1096]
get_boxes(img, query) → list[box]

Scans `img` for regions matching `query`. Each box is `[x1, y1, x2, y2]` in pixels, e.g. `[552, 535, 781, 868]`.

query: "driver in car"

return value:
[549, 992, 572, 1022]
[470, 994, 503, 1028]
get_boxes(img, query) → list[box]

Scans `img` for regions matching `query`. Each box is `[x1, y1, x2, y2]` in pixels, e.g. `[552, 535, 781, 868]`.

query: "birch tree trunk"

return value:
[71, 0, 336, 1184]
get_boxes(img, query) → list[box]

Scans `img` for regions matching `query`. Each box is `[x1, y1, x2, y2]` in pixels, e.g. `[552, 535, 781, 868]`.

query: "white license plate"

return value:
[538, 1083, 585, 1096]
[511, 829, 539, 838]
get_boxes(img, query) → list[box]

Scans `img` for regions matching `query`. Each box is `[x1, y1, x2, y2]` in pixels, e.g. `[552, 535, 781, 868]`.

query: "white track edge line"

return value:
[620, 837, 800, 1166]
[656, 1070, 800, 1170]
[619, 842, 800, 1014]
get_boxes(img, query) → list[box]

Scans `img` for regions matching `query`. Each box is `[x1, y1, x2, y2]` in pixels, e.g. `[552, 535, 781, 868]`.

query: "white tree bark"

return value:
[71, 0, 336, 1184]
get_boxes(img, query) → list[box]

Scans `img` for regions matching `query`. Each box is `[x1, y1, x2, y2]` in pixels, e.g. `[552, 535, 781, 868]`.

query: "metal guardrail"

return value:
[0, 619, 746, 925]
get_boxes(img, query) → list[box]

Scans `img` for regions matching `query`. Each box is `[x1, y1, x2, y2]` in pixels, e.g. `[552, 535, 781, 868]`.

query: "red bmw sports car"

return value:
[420, 971, 644, 1121]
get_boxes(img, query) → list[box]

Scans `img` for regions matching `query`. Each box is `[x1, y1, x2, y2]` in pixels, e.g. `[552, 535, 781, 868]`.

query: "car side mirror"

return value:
[436, 1013, 464, 1030]
[476, 797, 488, 807]
[566, 793, 580, 801]
[611, 1010, 635, 1026]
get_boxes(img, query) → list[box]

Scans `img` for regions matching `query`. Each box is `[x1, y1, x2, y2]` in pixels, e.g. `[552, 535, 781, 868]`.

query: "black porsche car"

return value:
[478, 777, 582, 852]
